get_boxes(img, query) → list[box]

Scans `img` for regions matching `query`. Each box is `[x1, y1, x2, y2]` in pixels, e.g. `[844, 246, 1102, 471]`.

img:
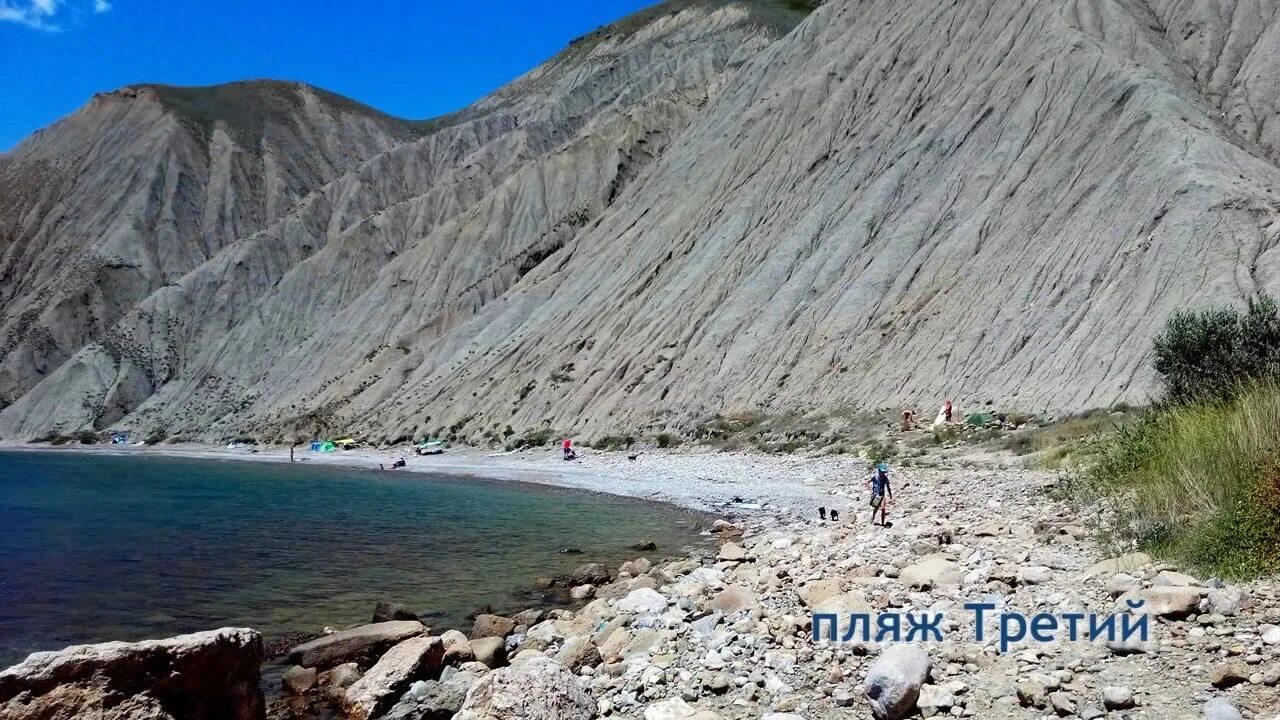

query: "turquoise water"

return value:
[0, 451, 708, 667]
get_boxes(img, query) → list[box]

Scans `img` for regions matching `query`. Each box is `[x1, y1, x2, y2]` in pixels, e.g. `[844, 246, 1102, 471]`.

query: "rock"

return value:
[383, 673, 477, 720]
[0, 627, 264, 720]
[1210, 661, 1249, 688]
[1206, 587, 1249, 616]
[1105, 573, 1139, 597]
[717, 542, 749, 562]
[620, 557, 653, 576]
[1203, 697, 1243, 720]
[327, 662, 362, 689]
[1082, 553, 1151, 578]
[1102, 686, 1135, 710]
[442, 629, 475, 665]
[916, 683, 954, 717]
[1120, 587, 1203, 618]
[512, 609, 544, 627]
[1048, 691, 1075, 715]
[569, 584, 596, 600]
[833, 687, 856, 707]
[798, 578, 842, 608]
[863, 644, 931, 720]
[454, 655, 594, 720]
[643, 697, 724, 719]
[900, 558, 963, 589]
[690, 612, 722, 640]
[569, 563, 611, 585]
[282, 665, 317, 695]
[373, 601, 421, 623]
[709, 585, 756, 614]
[288, 620, 426, 668]
[1152, 570, 1201, 587]
[1016, 566, 1053, 585]
[341, 634, 446, 720]
[1017, 680, 1048, 708]
[973, 521, 1005, 537]
[553, 636, 602, 672]
[632, 541, 658, 551]
[1262, 624, 1280, 645]
[469, 636, 507, 669]
[1106, 634, 1160, 655]
[617, 587, 669, 615]
[471, 614, 516, 639]
[810, 591, 871, 626]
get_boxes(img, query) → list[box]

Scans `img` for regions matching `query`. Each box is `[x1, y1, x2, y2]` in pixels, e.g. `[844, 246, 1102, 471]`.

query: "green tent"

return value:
[966, 412, 992, 426]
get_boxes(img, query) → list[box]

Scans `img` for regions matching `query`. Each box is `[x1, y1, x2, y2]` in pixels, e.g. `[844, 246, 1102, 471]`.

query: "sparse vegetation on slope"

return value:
[1084, 294, 1280, 578]
[1086, 382, 1280, 578]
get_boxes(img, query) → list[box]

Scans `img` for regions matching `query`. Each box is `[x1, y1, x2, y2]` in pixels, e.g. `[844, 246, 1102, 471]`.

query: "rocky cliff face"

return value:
[4, 0, 1280, 443]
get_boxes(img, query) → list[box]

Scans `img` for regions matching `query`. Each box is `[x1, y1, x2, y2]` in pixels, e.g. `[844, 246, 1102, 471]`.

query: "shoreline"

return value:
[0, 440, 841, 520]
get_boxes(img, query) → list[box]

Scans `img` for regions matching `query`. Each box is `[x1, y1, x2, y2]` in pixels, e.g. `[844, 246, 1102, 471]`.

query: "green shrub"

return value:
[145, 432, 168, 446]
[655, 432, 681, 449]
[506, 428, 557, 451]
[590, 435, 634, 451]
[76, 431, 98, 444]
[1084, 381, 1280, 578]
[1153, 293, 1280, 403]
[865, 441, 895, 464]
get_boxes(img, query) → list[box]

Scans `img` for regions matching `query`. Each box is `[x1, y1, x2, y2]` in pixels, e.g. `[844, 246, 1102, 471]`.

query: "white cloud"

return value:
[0, 0, 111, 30]
[0, 0, 61, 30]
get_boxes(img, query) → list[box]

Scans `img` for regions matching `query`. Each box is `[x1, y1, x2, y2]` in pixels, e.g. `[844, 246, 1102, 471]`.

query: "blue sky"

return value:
[0, 0, 656, 150]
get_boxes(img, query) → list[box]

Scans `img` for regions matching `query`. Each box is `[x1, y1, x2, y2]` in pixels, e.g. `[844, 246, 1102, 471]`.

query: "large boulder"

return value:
[569, 563, 611, 585]
[1204, 697, 1244, 720]
[287, 620, 426, 668]
[383, 673, 479, 720]
[1118, 587, 1204, 618]
[0, 627, 264, 720]
[454, 655, 594, 720]
[281, 665, 317, 695]
[863, 645, 931, 720]
[643, 697, 724, 719]
[900, 558, 963, 589]
[341, 635, 445, 720]
[798, 578, 842, 608]
[373, 601, 421, 623]
[1082, 553, 1151, 578]
[468, 637, 507, 669]
[441, 629, 475, 665]
[471, 614, 517, 639]
[717, 542, 749, 562]
[553, 636, 602, 673]
[709, 585, 756, 615]
[616, 588, 669, 615]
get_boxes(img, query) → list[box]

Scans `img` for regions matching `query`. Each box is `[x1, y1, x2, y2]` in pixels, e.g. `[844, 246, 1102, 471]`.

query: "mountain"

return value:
[3, 0, 1280, 444]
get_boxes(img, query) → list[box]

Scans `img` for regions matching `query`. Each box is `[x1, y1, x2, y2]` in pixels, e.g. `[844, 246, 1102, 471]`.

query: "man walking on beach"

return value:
[867, 462, 893, 526]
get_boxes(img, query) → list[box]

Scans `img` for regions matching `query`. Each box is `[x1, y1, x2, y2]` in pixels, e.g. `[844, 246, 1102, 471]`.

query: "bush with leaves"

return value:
[1153, 293, 1280, 403]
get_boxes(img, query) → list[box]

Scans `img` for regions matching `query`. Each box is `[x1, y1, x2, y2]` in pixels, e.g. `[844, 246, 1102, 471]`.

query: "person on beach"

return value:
[562, 437, 576, 461]
[867, 462, 893, 526]
[818, 506, 827, 521]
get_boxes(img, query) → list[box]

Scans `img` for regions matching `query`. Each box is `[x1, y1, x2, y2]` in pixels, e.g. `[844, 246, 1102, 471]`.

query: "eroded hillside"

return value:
[4, 0, 1280, 443]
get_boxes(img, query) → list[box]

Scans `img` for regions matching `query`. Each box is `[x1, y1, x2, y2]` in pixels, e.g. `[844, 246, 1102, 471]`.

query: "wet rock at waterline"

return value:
[287, 620, 426, 668]
[0, 628, 264, 720]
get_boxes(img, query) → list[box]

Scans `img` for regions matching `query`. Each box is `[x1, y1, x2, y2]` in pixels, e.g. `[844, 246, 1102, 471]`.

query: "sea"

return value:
[0, 450, 709, 668]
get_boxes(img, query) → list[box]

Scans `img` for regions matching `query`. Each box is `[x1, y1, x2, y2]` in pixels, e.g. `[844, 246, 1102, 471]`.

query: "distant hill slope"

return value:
[4, 0, 1280, 443]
